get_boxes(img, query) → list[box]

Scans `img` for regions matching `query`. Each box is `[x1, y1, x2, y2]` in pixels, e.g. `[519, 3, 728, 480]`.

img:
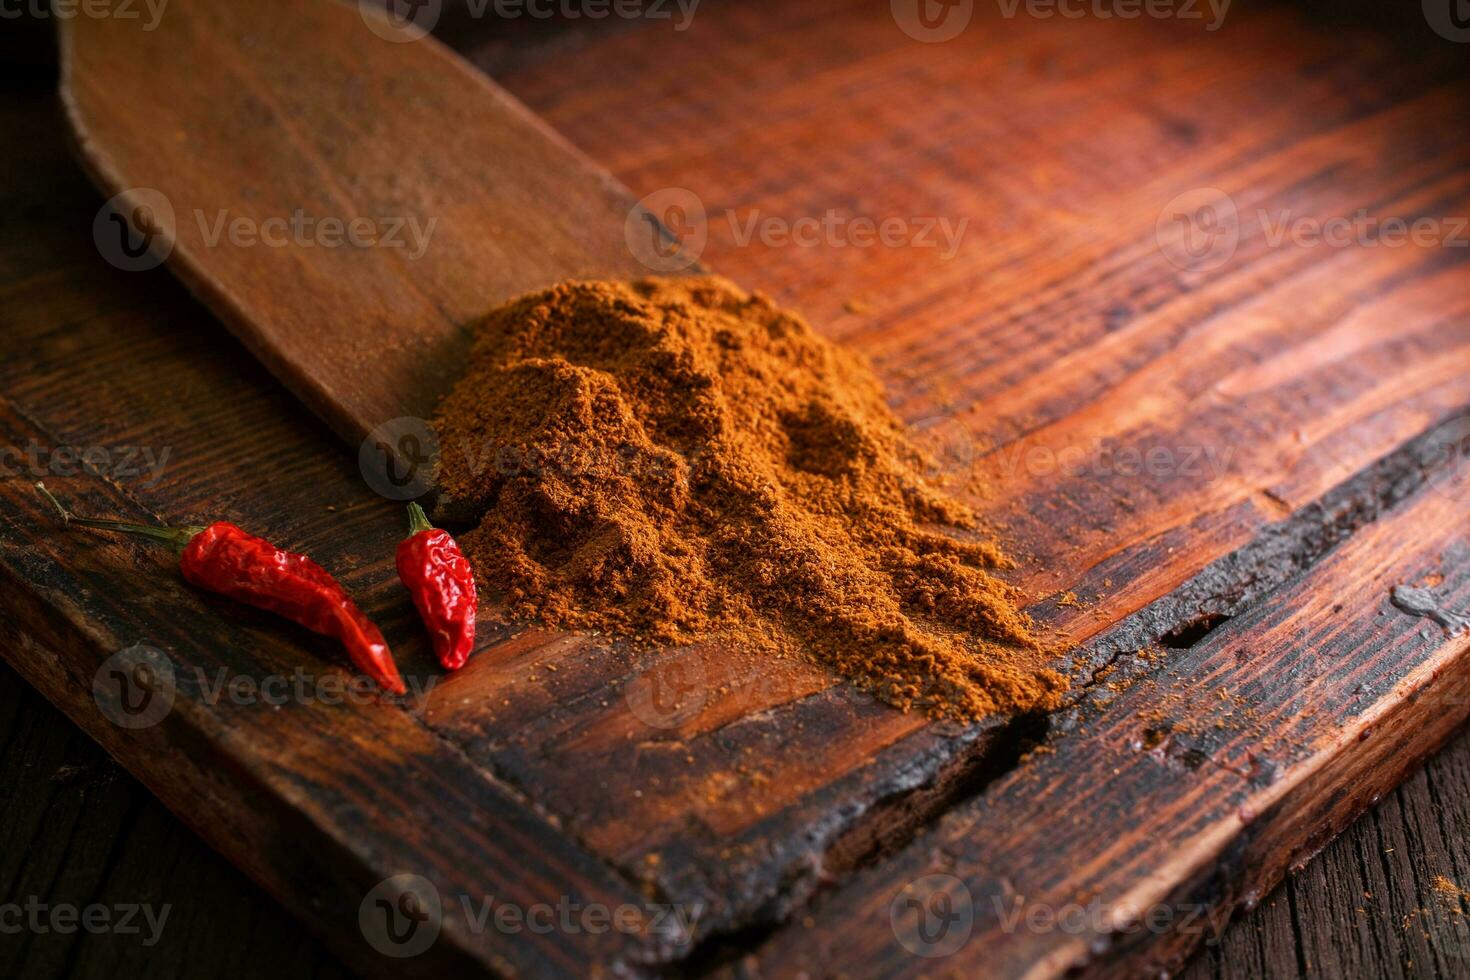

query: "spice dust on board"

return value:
[434, 276, 1065, 721]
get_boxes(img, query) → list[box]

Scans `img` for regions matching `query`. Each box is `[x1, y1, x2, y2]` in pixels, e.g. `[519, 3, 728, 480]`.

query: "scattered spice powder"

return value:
[433, 276, 1066, 720]
[1433, 874, 1470, 912]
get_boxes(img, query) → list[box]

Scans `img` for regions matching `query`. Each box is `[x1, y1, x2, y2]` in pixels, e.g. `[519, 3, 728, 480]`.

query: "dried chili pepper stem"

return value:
[397, 502, 477, 671]
[37, 482, 203, 548]
[407, 501, 434, 536]
[35, 482, 406, 695]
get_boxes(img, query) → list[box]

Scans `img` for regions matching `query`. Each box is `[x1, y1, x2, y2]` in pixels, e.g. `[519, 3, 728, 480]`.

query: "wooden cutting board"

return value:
[56, 0, 656, 449]
[4, 2, 1470, 977]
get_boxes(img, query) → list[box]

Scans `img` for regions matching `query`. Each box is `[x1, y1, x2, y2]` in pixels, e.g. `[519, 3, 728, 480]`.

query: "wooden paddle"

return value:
[57, 0, 667, 466]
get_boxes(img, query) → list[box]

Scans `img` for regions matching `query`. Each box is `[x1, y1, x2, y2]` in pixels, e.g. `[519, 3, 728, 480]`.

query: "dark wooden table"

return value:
[6, 653, 1470, 979]
[6, 2, 1470, 977]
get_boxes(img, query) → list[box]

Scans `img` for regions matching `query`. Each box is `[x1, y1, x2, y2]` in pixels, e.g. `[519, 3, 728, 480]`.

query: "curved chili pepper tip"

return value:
[177, 522, 407, 696]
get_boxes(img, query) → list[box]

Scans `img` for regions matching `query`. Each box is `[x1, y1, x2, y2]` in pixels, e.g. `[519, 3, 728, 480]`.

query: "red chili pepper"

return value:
[396, 502, 477, 671]
[36, 483, 406, 695]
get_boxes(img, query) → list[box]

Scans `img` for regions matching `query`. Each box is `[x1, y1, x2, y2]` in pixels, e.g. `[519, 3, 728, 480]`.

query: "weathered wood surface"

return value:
[2, 0, 1470, 976]
[463, 0, 1470, 957]
[58, 0, 651, 445]
[748, 437, 1470, 976]
[1, 86, 662, 979]
[12, 646, 1470, 980]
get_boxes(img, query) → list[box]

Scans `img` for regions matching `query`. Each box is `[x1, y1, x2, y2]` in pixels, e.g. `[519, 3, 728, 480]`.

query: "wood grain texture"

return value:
[0, 659, 351, 980]
[1, 89, 664, 977]
[1179, 723, 1470, 980]
[4, 1, 1470, 976]
[747, 440, 1470, 976]
[465, 0, 1470, 948]
[57, 0, 653, 444]
[12, 646, 1470, 979]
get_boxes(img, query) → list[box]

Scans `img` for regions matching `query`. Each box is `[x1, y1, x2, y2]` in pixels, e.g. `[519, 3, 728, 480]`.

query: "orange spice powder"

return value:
[433, 276, 1065, 720]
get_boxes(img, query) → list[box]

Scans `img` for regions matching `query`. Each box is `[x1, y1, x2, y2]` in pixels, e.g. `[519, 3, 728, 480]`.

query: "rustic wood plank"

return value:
[454, 0, 1470, 940]
[14, 652, 1470, 978]
[1178, 728, 1470, 980]
[5, 1, 1470, 975]
[747, 431, 1470, 976]
[0, 661, 351, 980]
[0, 448, 668, 979]
[0, 115, 670, 973]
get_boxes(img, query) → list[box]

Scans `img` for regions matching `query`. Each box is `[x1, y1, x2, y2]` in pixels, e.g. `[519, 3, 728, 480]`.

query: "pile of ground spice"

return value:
[433, 276, 1065, 720]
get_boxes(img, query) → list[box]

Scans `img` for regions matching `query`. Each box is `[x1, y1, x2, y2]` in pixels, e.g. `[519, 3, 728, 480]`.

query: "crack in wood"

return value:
[657, 411, 1470, 971]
